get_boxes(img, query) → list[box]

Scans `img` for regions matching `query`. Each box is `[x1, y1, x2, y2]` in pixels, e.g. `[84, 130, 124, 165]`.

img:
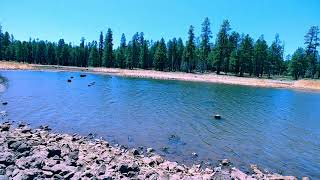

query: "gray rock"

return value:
[97, 164, 106, 175]
[130, 148, 140, 156]
[0, 175, 8, 180]
[47, 147, 61, 158]
[146, 148, 154, 154]
[221, 159, 230, 166]
[0, 152, 15, 166]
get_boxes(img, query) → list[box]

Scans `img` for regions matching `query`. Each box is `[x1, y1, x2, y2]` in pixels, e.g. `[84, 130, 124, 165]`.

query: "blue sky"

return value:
[1, 0, 319, 55]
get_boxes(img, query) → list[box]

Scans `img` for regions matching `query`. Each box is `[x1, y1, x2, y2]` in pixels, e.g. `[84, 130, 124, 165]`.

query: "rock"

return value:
[18, 122, 27, 128]
[118, 163, 139, 174]
[192, 152, 198, 157]
[9, 141, 31, 153]
[0, 152, 15, 166]
[146, 148, 154, 154]
[2, 102, 8, 105]
[0, 124, 9, 132]
[39, 125, 51, 131]
[214, 114, 221, 119]
[80, 74, 87, 77]
[302, 177, 310, 180]
[0, 111, 7, 117]
[67, 79, 72, 82]
[0, 175, 9, 180]
[47, 147, 62, 158]
[68, 150, 79, 161]
[97, 164, 106, 175]
[70, 76, 74, 79]
[130, 148, 140, 156]
[20, 127, 32, 133]
[221, 159, 230, 166]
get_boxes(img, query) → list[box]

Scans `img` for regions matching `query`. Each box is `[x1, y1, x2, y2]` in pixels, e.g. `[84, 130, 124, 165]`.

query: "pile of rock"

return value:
[0, 122, 298, 180]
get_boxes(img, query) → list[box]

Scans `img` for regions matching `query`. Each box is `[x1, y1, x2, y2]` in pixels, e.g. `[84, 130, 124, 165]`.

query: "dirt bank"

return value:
[1, 61, 320, 91]
[0, 122, 298, 179]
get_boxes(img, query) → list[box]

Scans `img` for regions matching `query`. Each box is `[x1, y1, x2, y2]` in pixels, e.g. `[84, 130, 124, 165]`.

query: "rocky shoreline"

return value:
[0, 122, 300, 180]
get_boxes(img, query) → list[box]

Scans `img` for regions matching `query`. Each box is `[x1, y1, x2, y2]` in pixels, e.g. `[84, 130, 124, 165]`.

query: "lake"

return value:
[0, 70, 319, 178]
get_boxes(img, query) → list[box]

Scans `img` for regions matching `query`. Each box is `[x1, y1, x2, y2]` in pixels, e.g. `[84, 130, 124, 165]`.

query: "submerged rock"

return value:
[80, 74, 86, 77]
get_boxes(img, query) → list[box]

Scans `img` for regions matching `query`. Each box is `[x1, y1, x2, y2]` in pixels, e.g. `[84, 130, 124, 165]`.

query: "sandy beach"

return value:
[1, 61, 320, 91]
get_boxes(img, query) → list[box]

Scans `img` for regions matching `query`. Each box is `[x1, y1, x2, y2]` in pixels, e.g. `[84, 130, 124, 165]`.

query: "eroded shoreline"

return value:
[1, 61, 320, 91]
[0, 122, 299, 180]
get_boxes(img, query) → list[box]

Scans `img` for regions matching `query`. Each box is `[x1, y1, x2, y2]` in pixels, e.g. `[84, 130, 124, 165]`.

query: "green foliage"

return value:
[214, 20, 231, 74]
[88, 41, 99, 67]
[0, 23, 319, 80]
[115, 33, 126, 68]
[253, 35, 268, 77]
[154, 38, 167, 71]
[184, 25, 196, 72]
[139, 33, 148, 69]
[199, 17, 212, 72]
[238, 34, 254, 77]
[102, 28, 113, 67]
[289, 48, 307, 80]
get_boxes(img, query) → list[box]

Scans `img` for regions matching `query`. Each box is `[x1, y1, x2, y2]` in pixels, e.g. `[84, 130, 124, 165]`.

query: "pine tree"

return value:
[98, 31, 104, 66]
[88, 41, 99, 67]
[238, 34, 254, 77]
[184, 25, 196, 72]
[47, 42, 56, 65]
[0, 25, 3, 60]
[139, 32, 148, 69]
[36, 41, 47, 64]
[126, 42, 133, 69]
[57, 39, 65, 65]
[199, 17, 212, 72]
[268, 34, 284, 77]
[131, 32, 140, 68]
[253, 35, 268, 77]
[229, 49, 240, 74]
[214, 20, 231, 74]
[304, 26, 319, 78]
[154, 38, 167, 71]
[289, 48, 307, 80]
[102, 28, 113, 67]
[116, 33, 126, 68]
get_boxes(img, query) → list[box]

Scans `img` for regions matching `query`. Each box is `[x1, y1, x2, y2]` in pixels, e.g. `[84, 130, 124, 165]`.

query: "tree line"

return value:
[0, 18, 319, 80]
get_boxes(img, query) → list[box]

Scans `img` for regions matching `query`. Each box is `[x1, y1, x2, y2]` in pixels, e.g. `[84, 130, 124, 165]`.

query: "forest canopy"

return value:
[0, 18, 319, 80]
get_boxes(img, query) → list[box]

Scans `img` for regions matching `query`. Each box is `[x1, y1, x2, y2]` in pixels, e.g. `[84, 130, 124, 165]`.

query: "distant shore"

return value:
[1, 61, 320, 91]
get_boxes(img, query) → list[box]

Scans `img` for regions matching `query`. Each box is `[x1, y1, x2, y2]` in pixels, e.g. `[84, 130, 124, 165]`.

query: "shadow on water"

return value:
[0, 70, 320, 179]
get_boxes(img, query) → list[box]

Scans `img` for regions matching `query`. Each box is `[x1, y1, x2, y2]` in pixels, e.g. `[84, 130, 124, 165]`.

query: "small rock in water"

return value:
[192, 152, 198, 157]
[0, 111, 7, 117]
[130, 149, 140, 156]
[2, 102, 8, 105]
[39, 125, 51, 131]
[146, 148, 154, 154]
[214, 114, 221, 119]
[80, 74, 86, 77]
[221, 159, 230, 166]
[70, 76, 74, 79]
[67, 79, 72, 82]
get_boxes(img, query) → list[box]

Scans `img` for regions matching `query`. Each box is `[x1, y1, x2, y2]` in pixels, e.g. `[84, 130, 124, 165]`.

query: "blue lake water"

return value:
[0, 70, 319, 178]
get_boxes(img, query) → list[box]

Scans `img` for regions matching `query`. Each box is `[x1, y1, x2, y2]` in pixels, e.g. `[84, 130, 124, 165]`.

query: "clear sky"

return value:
[1, 0, 319, 55]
